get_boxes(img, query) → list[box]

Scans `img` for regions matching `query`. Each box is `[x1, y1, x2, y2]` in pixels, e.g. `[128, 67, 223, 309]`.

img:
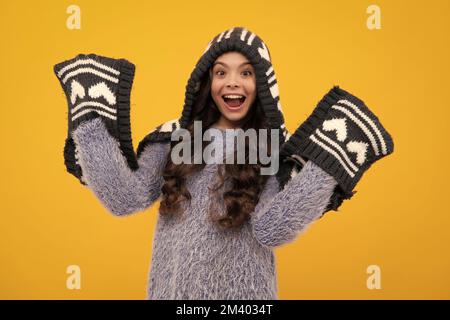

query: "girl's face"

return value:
[210, 51, 257, 129]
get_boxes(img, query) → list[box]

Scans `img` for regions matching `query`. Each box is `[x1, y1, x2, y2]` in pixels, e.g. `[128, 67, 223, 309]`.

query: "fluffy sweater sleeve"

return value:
[71, 117, 170, 216]
[250, 160, 338, 249]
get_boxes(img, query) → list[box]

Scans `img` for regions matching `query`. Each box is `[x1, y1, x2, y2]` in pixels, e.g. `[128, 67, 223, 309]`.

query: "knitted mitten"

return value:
[280, 86, 394, 199]
[54, 53, 138, 182]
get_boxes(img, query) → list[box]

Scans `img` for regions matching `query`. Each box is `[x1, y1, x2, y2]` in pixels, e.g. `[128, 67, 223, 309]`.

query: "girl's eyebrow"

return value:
[213, 61, 252, 67]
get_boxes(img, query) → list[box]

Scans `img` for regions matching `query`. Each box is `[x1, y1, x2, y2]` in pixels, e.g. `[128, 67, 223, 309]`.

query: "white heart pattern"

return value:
[88, 82, 116, 105]
[258, 42, 271, 62]
[346, 141, 368, 165]
[323, 118, 347, 142]
[70, 81, 117, 106]
[70, 80, 85, 104]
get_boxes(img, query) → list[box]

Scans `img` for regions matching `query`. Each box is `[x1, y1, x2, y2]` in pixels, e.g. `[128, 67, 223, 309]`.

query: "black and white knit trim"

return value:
[136, 119, 180, 157]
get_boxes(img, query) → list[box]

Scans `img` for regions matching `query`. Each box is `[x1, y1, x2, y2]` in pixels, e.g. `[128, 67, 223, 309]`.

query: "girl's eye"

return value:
[214, 70, 253, 76]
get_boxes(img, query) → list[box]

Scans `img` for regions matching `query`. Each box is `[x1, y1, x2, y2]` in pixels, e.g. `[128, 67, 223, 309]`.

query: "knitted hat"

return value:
[137, 27, 300, 184]
[137, 27, 290, 143]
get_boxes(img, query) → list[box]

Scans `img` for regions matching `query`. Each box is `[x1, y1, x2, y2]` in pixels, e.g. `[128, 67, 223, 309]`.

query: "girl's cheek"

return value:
[212, 79, 224, 88]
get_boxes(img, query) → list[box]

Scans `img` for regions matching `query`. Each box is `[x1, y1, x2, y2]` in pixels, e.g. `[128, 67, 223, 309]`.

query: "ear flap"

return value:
[136, 118, 180, 158]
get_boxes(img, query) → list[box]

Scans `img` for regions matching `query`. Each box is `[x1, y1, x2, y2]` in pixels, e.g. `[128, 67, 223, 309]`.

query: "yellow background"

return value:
[1, 0, 449, 299]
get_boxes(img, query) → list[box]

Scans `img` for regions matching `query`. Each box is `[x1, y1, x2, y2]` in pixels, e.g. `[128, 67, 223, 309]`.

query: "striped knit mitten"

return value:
[280, 86, 394, 197]
[54, 53, 138, 180]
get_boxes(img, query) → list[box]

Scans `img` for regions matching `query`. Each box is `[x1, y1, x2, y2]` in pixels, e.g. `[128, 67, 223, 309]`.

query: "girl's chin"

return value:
[220, 108, 248, 122]
[217, 108, 247, 125]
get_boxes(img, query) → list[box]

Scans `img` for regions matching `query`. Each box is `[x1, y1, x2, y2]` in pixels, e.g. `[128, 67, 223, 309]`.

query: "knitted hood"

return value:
[137, 27, 299, 187]
[138, 27, 290, 142]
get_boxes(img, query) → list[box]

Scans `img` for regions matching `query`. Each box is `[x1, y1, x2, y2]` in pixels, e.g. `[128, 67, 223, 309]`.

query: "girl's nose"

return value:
[226, 73, 240, 88]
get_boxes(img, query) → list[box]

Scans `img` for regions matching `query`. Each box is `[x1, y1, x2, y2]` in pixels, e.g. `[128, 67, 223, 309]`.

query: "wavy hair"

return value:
[159, 61, 272, 230]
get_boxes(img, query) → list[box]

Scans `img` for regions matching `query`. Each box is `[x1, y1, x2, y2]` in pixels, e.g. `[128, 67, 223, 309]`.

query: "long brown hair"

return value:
[159, 60, 272, 230]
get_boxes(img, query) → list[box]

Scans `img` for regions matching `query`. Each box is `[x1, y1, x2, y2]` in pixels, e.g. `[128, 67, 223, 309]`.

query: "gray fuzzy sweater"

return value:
[72, 117, 338, 300]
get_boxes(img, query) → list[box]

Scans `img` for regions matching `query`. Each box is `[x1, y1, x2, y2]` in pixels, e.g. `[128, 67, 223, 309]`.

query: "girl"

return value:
[54, 27, 393, 299]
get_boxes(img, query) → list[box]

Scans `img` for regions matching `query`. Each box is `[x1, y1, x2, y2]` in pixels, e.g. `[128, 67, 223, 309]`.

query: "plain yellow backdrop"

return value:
[1, 0, 449, 299]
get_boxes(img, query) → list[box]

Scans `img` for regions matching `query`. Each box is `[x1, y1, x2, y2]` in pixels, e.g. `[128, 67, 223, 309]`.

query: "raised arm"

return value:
[54, 53, 170, 216]
[251, 160, 337, 249]
[72, 117, 170, 216]
[253, 86, 394, 248]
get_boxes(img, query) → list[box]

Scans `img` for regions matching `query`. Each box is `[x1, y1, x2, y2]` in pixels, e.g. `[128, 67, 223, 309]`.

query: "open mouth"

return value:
[222, 94, 246, 109]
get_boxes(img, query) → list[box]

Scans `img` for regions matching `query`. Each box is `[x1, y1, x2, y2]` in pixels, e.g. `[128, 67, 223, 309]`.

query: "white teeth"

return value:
[223, 95, 244, 99]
